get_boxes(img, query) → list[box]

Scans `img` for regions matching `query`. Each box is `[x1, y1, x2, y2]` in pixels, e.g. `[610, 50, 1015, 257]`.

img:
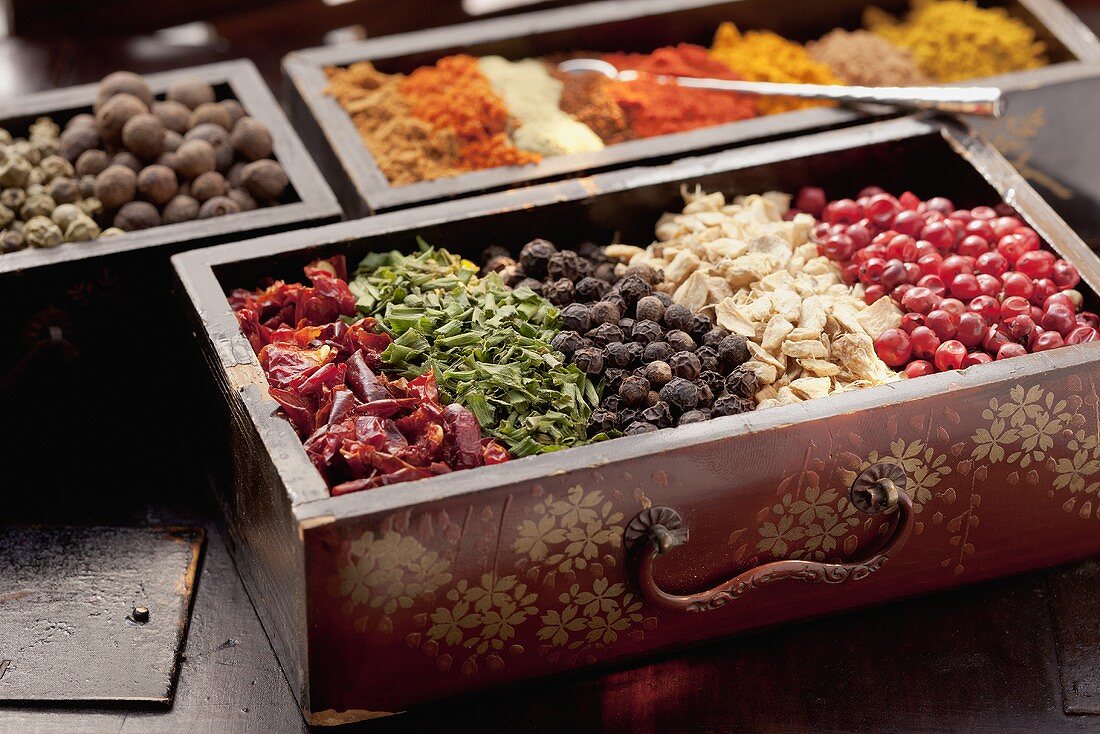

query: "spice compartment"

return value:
[174, 117, 1100, 723]
[283, 0, 1100, 220]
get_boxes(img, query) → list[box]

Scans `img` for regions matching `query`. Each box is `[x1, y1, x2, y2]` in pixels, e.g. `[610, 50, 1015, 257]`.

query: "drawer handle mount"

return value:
[625, 461, 914, 612]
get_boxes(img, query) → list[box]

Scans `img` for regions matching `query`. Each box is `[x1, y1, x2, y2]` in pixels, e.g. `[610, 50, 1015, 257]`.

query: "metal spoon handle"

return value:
[661, 75, 1003, 117]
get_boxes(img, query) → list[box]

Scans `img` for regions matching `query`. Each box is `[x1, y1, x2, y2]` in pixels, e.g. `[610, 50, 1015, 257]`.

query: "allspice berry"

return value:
[94, 165, 137, 209]
[163, 129, 182, 153]
[47, 177, 80, 205]
[111, 151, 143, 173]
[198, 196, 240, 219]
[66, 113, 97, 132]
[121, 113, 165, 160]
[163, 195, 200, 224]
[230, 117, 273, 161]
[136, 164, 178, 206]
[58, 125, 100, 163]
[166, 78, 216, 110]
[95, 93, 148, 147]
[156, 151, 180, 172]
[75, 149, 109, 177]
[191, 171, 227, 202]
[189, 102, 233, 130]
[227, 162, 246, 188]
[114, 200, 160, 231]
[151, 100, 191, 134]
[175, 139, 217, 179]
[184, 124, 232, 171]
[95, 71, 153, 109]
[220, 99, 246, 127]
[227, 188, 257, 212]
[240, 159, 288, 201]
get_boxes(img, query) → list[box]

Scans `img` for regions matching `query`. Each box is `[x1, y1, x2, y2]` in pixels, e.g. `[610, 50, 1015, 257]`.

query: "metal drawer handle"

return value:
[625, 462, 914, 612]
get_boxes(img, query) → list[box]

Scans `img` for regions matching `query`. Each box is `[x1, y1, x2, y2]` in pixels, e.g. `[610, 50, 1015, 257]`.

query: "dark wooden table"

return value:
[4, 3, 1100, 731]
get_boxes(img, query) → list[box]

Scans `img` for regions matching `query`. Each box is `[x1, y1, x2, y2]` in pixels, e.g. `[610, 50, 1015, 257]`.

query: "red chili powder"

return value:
[601, 44, 758, 138]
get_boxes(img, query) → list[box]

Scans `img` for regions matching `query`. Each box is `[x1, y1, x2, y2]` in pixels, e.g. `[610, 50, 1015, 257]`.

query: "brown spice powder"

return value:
[551, 66, 634, 146]
[807, 29, 932, 87]
[325, 62, 463, 185]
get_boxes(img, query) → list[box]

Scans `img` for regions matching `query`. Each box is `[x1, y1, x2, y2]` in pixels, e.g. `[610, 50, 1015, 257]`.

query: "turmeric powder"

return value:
[865, 0, 1047, 82]
[710, 23, 841, 115]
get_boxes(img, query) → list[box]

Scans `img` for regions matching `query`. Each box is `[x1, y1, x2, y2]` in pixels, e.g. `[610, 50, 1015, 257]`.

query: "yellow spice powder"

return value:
[710, 22, 841, 115]
[865, 0, 1047, 82]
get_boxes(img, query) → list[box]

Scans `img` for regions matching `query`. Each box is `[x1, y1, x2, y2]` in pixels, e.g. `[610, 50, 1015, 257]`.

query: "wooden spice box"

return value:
[174, 117, 1100, 725]
[283, 0, 1100, 229]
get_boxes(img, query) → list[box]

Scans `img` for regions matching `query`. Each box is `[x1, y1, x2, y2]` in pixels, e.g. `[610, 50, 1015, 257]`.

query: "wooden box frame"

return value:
[175, 117, 1100, 725]
[283, 0, 1100, 216]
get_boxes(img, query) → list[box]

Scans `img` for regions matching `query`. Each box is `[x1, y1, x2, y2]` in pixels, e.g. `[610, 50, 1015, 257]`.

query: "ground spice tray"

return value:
[174, 117, 1100, 725]
[283, 0, 1100, 231]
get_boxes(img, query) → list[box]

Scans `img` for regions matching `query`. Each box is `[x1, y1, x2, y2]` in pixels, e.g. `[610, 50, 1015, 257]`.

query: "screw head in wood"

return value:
[132, 605, 150, 623]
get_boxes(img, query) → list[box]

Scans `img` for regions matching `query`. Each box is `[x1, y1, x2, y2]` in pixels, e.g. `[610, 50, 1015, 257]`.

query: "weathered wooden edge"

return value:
[280, 0, 1100, 215]
[0, 59, 340, 277]
[173, 115, 1100, 527]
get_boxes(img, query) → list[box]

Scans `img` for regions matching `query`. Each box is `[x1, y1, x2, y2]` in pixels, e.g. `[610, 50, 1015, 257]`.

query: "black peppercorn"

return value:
[695, 379, 714, 407]
[696, 345, 720, 372]
[577, 241, 599, 259]
[587, 409, 618, 437]
[642, 341, 674, 364]
[590, 300, 621, 326]
[604, 341, 632, 369]
[552, 330, 583, 357]
[625, 264, 661, 285]
[713, 394, 755, 417]
[602, 395, 622, 413]
[519, 238, 556, 278]
[702, 327, 730, 348]
[623, 421, 657, 436]
[718, 335, 751, 369]
[594, 262, 617, 283]
[666, 329, 696, 353]
[725, 365, 759, 399]
[699, 370, 726, 396]
[240, 159, 288, 200]
[617, 274, 651, 309]
[690, 314, 713, 339]
[484, 255, 515, 275]
[559, 303, 591, 333]
[662, 304, 694, 332]
[643, 361, 672, 389]
[631, 319, 664, 345]
[543, 278, 574, 306]
[480, 244, 510, 264]
[618, 408, 640, 429]
[660, 377, 699, 412]
[198, 196, 241, 219]
[587, 323, 623, 346]
[626, 341, 644, 365]
[641, 401, 673, 428]
[670, 351, 702, 381]
[635, 295, 665, 323]
[677, 409, 709, 426]
[654, 292, 673, 307]
[603, 292, 627, 313]
[547, 250, 587, 281]
[516, 277, 544, 294]
[603, 368, 627, 392]
[574, 276, 609, 302]
[619, 375, 650, 406]
[572, 347, 604, 375]
[231, 117, 275, 161]
[47, 178, 79, 205]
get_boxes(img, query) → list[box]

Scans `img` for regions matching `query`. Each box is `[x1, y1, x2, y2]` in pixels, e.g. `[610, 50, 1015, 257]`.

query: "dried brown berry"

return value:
[724, 365, 759, 399]
[718, 335, 751, 369]
[156, 151, 180, 171]
[198, 196, 241, 219]
[663, 304, 694, 332]
[47, 177, 79, 205]
[712, 395, 754, 417]
[163, 194, 200, 224]
[58, 125, 100, 163]
[114, 200, 159, 230]
[175, 139, 217, 179]
[590, 300, 621, 326]
[96, 71, 153, 109]
[670, 351, 702, 381]
[111, 151, 143, 173]
[185, 123, 233, 171]
[191, 171, 228, 202]
[543, 278, 574, 306]
[574, 276, 609, 302]
[121, 113, 166, 160]
[604, 341, 632, 369]
[547, 250, 587, 282]
[227, 188, 257, 212]
[659, 377, 699, 412]
[690, 314, 713, 339]
[587, 408, 618, 437]
[677, 409, 709, 425]
[666, 329, 696, 353]
[641, 401, 673, 428]
[644, 360, 673, 387]
[572, 346, 605, 376]
[136, 164, 178, 206]
[230, 117, 274, 161]
[65, 114, 97, 132]
[240, 159, 288, 200]
[696, 345, 720, 372]
[587, 323, 624, 346]
[642, 341, 673, 364]
[702, 327, 729, 348]
[189, 102, 233, 131]
[0, 229, 26, 253]
[95, 93, 148, 147]
[94, 165, 137, 209]
[617, 275, 651, 308]
[559, 303, 591, 333]
[221, 100, 246, 127]
[227, 162, 246, 189]
[594, 262, 617, 283]
[699, 370, 726, 396]
[551, 330, 584, 357]
[163, 130, 182, 153]
[152, 100, 191, 134]
[635, 295, 664, 323]
[619, 375, 650, 407]
[166, 78, 216, 110]
[75, 149, 109, 177]
[631, 319, 663, 345]
[519, 238, 556, 278]
[623, 421, 657, 436]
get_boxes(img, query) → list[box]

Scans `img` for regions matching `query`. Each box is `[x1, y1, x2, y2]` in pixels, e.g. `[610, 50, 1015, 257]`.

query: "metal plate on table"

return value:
[0, 526, 204, 704]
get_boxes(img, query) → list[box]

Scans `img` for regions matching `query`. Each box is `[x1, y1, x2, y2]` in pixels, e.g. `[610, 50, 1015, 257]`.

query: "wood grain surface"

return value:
[3, 3, 1100, 732]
